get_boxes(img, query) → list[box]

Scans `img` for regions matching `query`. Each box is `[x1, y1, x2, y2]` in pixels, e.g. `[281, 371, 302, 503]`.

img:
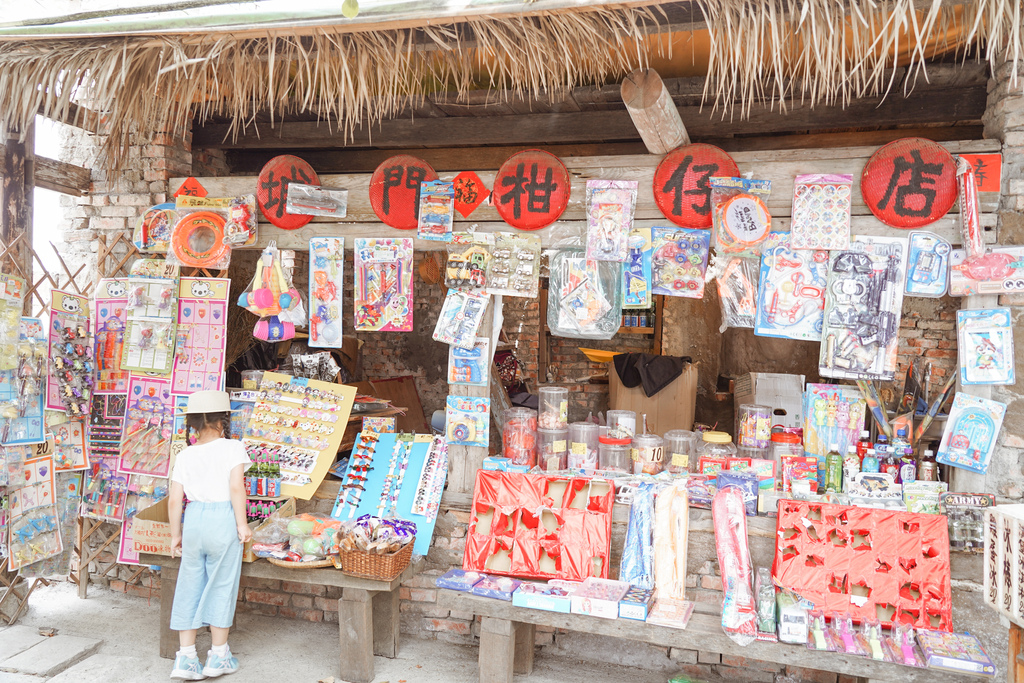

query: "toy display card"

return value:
[445, 233, 491, 292]
[819, 236, 908, 381]
[802, 384, 866, 469]
[244, 372, 355, 499]
[308, 237, 345, 348]
[464, 470, 614, 581]
[448, 336, 490, 387]
[51, 417, 88, 471]
[950, 246, 1024, 297]
[717, 257, 759, 329]
[0, 318, 46, 446]
[548, 250, 622, 340]
[285, 183, 348, 219]
[330, 433, 448, 555]
[353, 238, 413, 332]
[790, 174, 853, 251]
[651, 227, 711, 298]
[8, 455, 61, 570]
[585, 180, 638, 262]
[623, 227, 653, 309]
[93, 279, 129, 394]
[121, 277, 178, 374]
[88, 393, 126, 461]
[132, 203, 176, 253]
[432, 289, 490, 349]
[957, 308, 1015, 385]
[118, 375, 174, 478]
[487, 232, 541, 298]
[46, 289, 92, 416]
[711, 177, 772, 256]
[755, 239, 828, 342]
[0, 274, 25, 370]
[936, 392, 1006, 475]
[417, 181, 455, 241]
[772, 500, 952, 631]
[361, 417, 396, 433]
[916, 630, 996, 677]
[21, 471, 82, 578]
[176, 194, 258, 248]
[446, 395, 489, 447]
[941, 492, 993, 551]
[905, 231, 950, 297]
[171, 278, 228, 395]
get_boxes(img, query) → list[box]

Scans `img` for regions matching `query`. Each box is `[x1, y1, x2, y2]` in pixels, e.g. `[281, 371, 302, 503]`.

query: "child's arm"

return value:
[169, 481, 184, 557]
[230, 464, 252, 543]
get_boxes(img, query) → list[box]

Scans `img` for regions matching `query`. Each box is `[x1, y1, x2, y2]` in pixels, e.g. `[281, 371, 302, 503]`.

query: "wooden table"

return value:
[437, 589, 972, 683]
[141, 553, 414, 683]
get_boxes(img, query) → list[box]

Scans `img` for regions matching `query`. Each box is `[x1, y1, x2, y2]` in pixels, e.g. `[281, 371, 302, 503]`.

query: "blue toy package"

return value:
[445, 395, 490, 447]
[686, 475, 717, 509]
[435, 568, 486, 591]
[432, 289, 490, 349]
[936, 393, 1006, 475]
[619, 482, 656, 590]
[512, 581, 574, 613]
[651, 227, 711, 298]
[905, 231, 950, 297]
[470, 575, 521, 601]
[447, 336, 490, 387]
[623, 227, 653, 308]
[957, 308, 1015, 385]
[716, 471, 759, 516]
[754, 241, 827, 342]
[619, 586, 656, 621]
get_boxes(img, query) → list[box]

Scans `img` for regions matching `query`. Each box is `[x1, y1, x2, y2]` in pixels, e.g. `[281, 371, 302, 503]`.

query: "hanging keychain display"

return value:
[308, 237, 345, 348]
[47, 290, 93, 417]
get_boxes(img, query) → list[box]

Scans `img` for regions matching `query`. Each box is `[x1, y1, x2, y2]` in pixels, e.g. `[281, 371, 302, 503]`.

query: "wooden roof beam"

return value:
[621, 68, 690, 154]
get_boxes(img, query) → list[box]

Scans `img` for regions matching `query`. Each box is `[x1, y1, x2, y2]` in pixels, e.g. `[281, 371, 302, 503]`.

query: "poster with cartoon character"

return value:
[171, 278, 229, 395]
[46, 289, 91, 414]
[94, 278, 130, 394]
[354, 238, 413, 332]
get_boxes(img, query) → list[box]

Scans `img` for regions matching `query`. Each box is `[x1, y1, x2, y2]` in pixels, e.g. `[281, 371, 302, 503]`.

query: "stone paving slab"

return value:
[0, 626, 46, 663]
[0, 634, 101, 677]
[0, 672, 43, 683]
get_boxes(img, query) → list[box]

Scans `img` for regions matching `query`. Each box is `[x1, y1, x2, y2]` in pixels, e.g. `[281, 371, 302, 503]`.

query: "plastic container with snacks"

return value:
[568, 422, 599, 469]
[632, 433, 665, 475]
[241, 370, 263, 390]
[664, 429, 698, 474]
[599, 435, 632, 473]
[735, 403, 772, 454]
[538, 428, 569, 471]
[503, 407, 537, 467]
[697, 431, 738, 460]
[606, 409, 637, 439]
[768, 432, 803, 488]
[538, 386, 569, 429]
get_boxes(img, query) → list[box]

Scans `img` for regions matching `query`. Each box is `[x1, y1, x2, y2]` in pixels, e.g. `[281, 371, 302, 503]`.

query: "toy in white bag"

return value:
[237, 241, 304, 341]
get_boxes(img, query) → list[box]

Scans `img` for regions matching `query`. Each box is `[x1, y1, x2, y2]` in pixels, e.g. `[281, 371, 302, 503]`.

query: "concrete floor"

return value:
[9, 583, 675, 683]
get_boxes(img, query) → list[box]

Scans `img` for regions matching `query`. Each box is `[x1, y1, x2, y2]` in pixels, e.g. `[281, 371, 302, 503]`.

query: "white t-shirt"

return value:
[171, 438, 251, 503]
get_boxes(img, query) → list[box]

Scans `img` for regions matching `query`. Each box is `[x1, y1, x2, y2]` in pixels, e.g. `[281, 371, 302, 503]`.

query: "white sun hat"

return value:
[184, 390, 234, 414]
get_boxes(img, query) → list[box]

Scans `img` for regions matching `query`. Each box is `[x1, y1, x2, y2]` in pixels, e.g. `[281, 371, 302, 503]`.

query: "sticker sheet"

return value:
[486, 232, 541, 298]
[446, 395, 490, 447]
[936, 393, 1006, 475]
[117, 375, 174, 478]
[46, 290, 91, 414]
[93, 279, 129, 394]
[309, 237, 345, 348]
[353, 238, 413, 332]
[755, 241, 828, 342]
[651, 227, 711, 298]
[905, 231, 951, 297]
[121, 277, 178, 374]
[448, 337, 491, 387]
[585, 180, 638, 262]
[433, 290, 490, 349]
[417, 181, 455, 242]
[171, 278, 228, 394]
[7, 455, 61, 570]
[819, 236, 908, 381]
[789, 174, 853, 251]
[0, 318, 46, 446]
[51, 417, 88, 471]
[957, 308, 1015, 385]
[623, 227, 653, 309]
[20, 471, 82, 578]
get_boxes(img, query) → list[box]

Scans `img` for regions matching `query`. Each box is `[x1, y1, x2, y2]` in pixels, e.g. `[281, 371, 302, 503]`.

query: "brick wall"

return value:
[895, 295, 959, 383]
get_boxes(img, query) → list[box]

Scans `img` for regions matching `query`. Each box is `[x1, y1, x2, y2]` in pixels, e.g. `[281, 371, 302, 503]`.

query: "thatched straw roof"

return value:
[0, 0, 1020, 168]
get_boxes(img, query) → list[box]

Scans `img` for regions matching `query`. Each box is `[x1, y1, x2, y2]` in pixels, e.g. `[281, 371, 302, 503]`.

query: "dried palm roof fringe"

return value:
[0, 0, 1020, 170]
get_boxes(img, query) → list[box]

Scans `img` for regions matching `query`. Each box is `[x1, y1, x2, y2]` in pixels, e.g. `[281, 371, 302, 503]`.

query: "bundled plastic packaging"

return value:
[712, 486, 757, 645]
[619, 482, 656, 590]
[716, 257, 759, 331]
[653, 481, 689, 600]
[237, 241, 305, 341]
[548, 249, 623, 340]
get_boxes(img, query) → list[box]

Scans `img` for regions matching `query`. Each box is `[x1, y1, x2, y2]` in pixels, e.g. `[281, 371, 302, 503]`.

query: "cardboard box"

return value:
[512, 582, 573, 613]
[569, 578, 629, 619]
[734, 372, 805, 429]
[618, 586, 655, 620]
[608, 361, 697, 435]
[132, 497, 295, 563]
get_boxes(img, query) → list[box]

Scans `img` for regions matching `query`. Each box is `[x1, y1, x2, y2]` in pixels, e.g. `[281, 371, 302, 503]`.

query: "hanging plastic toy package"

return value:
[585, 180, 638, 262]
[653, 481, 689, 600]
[445, 232, 492, 292]
[716, 257, 759, 330]
[711, 177, 772, 258]
[957, 156, 986, 259]
[619, 481, 656, 590]
[936, 392, 1006, 475]
[308, 237, 345, 348]
[712, 485, 757, 645]
[905, 231, 951, 297]
[957, 308, 1015, 385]
[548, 249, 623, 340]
[132, 203, 177, 253]
[238, 241, 304, 342]
[433, 289, 490, 349]
[790, 174, 853, 251]
[651, 227, 711, 298]
[167, 196, 236, 270]
[755, 234, 828, 342]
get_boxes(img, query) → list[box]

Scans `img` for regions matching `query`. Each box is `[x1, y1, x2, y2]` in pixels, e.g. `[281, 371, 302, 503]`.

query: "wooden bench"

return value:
[140, 553, 415, 683]
[437, 589, 971, 683]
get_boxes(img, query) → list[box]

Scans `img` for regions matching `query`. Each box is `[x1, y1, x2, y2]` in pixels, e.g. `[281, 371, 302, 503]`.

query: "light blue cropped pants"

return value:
[169, 501, 242, 630]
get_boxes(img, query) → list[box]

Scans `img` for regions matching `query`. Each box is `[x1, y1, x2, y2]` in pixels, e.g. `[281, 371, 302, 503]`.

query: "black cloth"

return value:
[614, 353, 692, 398]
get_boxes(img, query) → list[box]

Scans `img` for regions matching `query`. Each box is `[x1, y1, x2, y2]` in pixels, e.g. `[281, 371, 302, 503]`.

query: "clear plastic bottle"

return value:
[856, 430, 872, 459]
[842, 445, 860, 493]
[861, 448, 879, 473]
[824, 443, 842, 493]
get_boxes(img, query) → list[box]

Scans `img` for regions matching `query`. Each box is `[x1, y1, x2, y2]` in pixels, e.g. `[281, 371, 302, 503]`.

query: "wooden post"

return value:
[338, 587, 375, 683]
[1, 124, 35, 284]
[620, 69, 689, 155]
[1010, 622, 1024, 683]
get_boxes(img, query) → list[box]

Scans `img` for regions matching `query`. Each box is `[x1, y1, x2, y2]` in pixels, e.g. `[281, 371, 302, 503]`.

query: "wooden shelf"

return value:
[617, 326, 654, 334]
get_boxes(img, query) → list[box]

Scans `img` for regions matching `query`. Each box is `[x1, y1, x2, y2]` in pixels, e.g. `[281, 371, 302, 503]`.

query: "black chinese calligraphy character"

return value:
[455, 178, 480, 205]
[261, 165, 311, 219]
[380, 165, 428, 216]
[973, 158, 988, 188]
[661, 155, 718, 217]
[180, 186, 199, 197]
[877, 150, 942, 218]
[498, 162, 558, 219]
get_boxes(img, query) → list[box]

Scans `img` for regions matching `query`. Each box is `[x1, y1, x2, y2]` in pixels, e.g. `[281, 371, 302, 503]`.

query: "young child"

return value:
[168, 390, 252, 680]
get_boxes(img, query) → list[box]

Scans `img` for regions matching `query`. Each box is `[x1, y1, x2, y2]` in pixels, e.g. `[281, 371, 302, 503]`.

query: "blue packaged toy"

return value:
[623, 227, 653, 308]
[936, 393, 1006, 475]
[755, 240, 827, 342]
[957, 308, 1015, 385]
[436, 568, 485, 591]
[471, 574, 521, 601]
[905, 231, 950, 297]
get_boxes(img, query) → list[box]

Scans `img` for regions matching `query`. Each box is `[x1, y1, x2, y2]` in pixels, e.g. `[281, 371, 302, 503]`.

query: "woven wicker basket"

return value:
[332, 540, 414, 581]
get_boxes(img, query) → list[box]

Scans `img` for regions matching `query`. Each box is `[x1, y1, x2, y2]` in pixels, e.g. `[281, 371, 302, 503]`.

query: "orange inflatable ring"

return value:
[171, 211, 229, 267]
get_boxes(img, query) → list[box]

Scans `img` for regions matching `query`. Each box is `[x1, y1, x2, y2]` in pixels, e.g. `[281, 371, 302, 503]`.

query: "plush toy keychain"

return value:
[237, 241, 304, 341]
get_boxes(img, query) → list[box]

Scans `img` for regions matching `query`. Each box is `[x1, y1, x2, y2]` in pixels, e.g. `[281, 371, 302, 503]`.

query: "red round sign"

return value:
[256, 155, 320, 230]
[492, 150, 571, 230]
[369, 155, 438, 230]
[653, 144, 739, 228]
[861, 138, 957, 228]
